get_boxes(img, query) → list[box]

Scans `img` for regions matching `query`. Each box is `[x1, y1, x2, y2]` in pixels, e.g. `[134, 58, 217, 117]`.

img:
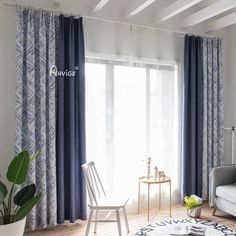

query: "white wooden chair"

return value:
[82, 161, 129, 236]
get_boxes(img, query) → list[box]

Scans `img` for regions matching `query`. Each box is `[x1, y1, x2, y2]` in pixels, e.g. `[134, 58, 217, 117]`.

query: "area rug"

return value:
[134, 218, 236, 235]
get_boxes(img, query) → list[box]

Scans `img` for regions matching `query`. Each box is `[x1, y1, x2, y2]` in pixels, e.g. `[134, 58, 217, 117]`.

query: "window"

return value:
[86, 60, 180, 212]
[85, 63, 106, 184]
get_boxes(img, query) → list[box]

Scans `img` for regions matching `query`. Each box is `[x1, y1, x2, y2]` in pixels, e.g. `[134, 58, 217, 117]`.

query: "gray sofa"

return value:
[209, 165, 236, 217]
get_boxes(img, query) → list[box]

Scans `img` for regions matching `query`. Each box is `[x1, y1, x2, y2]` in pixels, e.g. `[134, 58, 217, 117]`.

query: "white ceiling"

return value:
[4, 0, 236, 33]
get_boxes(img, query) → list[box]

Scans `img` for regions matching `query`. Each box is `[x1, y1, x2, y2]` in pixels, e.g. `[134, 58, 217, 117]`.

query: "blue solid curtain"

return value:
[182, 35, 203, 198]
[56, 15, 87, 223]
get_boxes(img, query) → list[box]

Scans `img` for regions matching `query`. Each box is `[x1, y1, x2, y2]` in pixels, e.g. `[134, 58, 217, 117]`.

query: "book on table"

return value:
[169, 225, 206, 236]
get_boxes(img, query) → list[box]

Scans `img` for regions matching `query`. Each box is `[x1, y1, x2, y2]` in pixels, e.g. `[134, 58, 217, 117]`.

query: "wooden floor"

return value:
[25, 205, 236, 236]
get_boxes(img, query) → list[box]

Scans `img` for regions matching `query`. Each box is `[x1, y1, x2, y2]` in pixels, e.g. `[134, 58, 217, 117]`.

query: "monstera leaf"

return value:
[0, 181, 8, 204]
[16, 194, 41, 221]
[6, 151, 30, 184]
[0, 150, 41, 225]
[14, 184, 36, 206]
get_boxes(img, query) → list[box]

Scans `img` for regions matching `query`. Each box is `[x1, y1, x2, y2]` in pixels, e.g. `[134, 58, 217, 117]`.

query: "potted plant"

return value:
[184, 195, 203, 218]
[0, 150, 41, 236]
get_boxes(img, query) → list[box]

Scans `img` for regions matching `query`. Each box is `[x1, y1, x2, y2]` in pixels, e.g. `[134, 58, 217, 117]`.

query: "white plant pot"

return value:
[0, 217, 26, 236]
[187, 206, 202, 218]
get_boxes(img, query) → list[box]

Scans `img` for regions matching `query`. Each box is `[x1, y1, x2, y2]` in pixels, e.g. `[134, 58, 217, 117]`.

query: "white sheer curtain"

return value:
[85, 63, 107, 185]
[86, 61, 181, 213]
[113, 66, 146, 211]
[149, 69, 180, 206]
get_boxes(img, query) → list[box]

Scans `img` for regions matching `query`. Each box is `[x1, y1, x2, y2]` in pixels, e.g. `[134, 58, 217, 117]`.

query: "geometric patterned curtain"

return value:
[15, 7, 58, 229]
[201, 38, 224, 200]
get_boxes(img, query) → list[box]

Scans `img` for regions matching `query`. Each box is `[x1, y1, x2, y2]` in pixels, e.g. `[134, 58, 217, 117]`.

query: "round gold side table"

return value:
[138, 175, 172, 221]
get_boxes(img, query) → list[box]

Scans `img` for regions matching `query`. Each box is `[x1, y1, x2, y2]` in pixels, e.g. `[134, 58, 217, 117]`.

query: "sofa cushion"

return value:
[216, 184, 236, 205]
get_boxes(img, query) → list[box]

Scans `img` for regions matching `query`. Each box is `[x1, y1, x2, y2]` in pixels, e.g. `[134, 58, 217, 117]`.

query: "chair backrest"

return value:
[82, 161, 106, 206]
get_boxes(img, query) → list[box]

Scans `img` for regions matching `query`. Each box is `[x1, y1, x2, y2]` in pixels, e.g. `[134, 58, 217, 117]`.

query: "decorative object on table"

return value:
[154, 166, 158, 180]
[158, 171, 165, 181]
[138, 175, 172, 221]
[147, 157, 152, 179]
[0, 150, 41, 236]
[135, 218, 235, 236]
[184, 195, 203, 218]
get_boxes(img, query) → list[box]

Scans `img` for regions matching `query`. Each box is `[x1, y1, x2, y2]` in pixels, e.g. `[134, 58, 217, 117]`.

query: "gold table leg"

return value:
[138, 182, 140, 214]
[169, 180, 172, 217]
[138, 177, 172, 221]
[148, 183, 150, 221]
[159, 183, 161, 210]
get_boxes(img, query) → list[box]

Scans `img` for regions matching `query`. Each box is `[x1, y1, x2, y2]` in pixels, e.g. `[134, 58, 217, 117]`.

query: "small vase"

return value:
[187, 206, 202, 218]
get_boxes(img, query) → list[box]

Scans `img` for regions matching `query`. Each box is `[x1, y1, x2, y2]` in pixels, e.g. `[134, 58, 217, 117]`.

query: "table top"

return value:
[139, 175, 171, 184]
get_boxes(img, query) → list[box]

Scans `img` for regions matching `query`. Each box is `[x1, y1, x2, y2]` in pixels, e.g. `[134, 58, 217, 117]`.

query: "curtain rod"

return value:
[2, 1, 221, 39]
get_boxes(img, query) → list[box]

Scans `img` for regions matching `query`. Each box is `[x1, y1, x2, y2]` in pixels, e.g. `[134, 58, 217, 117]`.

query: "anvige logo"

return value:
[49, 65, 79, 77]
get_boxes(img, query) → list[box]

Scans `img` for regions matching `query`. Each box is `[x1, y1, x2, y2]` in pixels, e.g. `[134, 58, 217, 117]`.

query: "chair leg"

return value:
[94, 210, 98, 234]
[212, 208, 216, 216]
[116, 209, 122, 236]
[85, 208, 94, 236]
[123, 207, 130, 233]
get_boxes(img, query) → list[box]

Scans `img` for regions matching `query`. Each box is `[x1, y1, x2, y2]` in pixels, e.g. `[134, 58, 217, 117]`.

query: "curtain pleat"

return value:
[15, 7, 58, 229]
[202, 38, 209, 200]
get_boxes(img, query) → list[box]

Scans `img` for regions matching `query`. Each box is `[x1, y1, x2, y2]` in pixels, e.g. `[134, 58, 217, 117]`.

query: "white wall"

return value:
[223, 25, 236, 164]
[0, 4, 16, 182]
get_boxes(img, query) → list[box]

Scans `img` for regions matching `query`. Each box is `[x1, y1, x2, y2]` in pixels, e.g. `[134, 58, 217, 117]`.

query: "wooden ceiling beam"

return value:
[127, 0, 158, 18]
[155, 0, 202, 23]
[181, 0, 236, 27]
[92, 0, 111, 13]
[206, 11, 236, 31]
